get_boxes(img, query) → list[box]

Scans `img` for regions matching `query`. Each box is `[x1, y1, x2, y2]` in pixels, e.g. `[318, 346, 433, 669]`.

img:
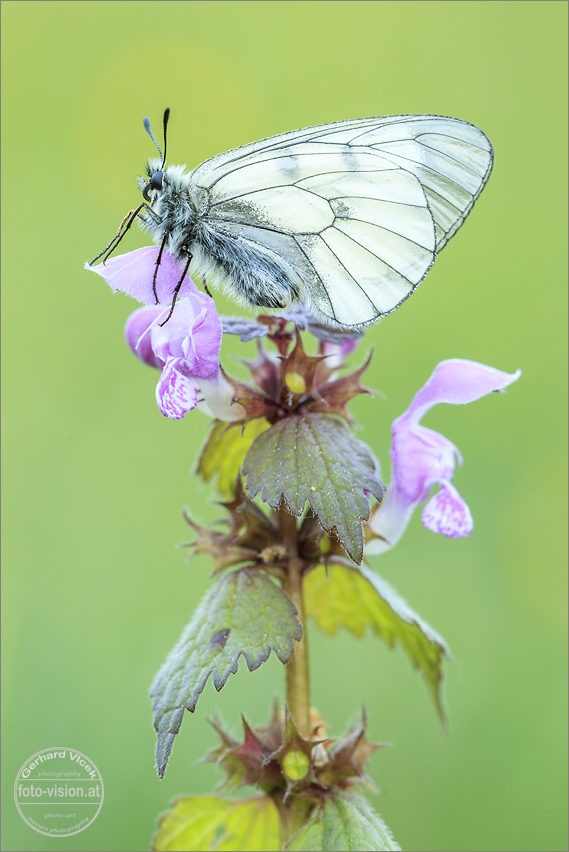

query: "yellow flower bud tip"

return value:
[308, 708, 328, 739]
[320, 534, 332, 554]
[259, 544, 287, 563]
[285, 372, 306, 394]
[283, 749, 310, 780]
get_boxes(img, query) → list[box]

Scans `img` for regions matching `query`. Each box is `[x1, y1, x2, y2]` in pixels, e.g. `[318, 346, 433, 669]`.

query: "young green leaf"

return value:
[286, 790, 400, 851]
[153, 794, 280, 851]
[151, 568, 302, 777]
[242, 414, 384, 564]
[198, 418, 271, 498]
[304, 562, 450, 723]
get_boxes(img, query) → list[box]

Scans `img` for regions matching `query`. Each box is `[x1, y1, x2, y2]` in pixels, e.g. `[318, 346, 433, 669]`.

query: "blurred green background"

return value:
[2, 2, 567, 850]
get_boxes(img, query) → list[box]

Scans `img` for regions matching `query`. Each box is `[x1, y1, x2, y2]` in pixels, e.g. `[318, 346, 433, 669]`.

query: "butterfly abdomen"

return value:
[194, 224, 301, 309]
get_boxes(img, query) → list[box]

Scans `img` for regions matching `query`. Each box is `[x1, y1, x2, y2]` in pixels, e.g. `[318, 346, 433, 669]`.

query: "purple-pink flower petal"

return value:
[421, 480, 473, 538]
[405, 359, 521, 423]
[156, 358, 199, 420]
[321, 338, 360, 370]
[122, 285, 238, 420]
[124, 305, 165, 369]
[85, 247, 200, 305]
[149, 297, 221, 380]
[367, 359, 520, 555]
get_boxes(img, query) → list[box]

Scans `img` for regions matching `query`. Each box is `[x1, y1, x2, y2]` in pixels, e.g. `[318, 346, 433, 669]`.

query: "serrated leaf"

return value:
[153, 794, 279, 851]
[287, 790, 400, 851]
[242, 414, 384, 564]
[151, 568, 302, 777]
[198, 419, 271, 498]
[304, 562, 450, 723]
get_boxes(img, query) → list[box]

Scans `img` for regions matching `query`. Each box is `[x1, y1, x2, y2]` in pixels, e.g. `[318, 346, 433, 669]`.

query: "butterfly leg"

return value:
[201, 274, 213, 298]
[158, 248, 193, 326]
[90, 203, 151, 265]
[152, 230, 170, 304]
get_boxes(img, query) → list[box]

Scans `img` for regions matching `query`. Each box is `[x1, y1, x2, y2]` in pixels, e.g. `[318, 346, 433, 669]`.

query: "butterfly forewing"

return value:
[188, 115, 493, 327]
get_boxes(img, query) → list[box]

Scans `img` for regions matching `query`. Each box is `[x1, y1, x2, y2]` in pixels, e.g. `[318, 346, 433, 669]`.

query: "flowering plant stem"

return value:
[276, 511, 318, 848]
[279, 509, 310, 739]
[276, 791, 314, 850]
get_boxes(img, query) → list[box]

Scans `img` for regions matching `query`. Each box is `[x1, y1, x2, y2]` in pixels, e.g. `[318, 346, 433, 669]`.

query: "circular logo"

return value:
[14, 748, 103, 837]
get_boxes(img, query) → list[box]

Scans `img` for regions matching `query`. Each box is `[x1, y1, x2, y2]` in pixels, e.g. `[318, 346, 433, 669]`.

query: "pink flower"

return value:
[367, 360, 521, 555]
[87, 247, 242, 421]
[321, 338, 360, 370]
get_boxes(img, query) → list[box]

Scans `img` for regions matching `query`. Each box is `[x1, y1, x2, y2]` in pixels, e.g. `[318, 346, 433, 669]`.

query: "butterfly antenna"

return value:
[161, 108, 170, 169]
[143, 115, 163, 162]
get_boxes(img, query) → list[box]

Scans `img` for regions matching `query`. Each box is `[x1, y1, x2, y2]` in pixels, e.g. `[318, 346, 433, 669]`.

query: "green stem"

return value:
[278, 510, 310, 738]
[277, 510, 314, 848]
[276, 794, 314, 850]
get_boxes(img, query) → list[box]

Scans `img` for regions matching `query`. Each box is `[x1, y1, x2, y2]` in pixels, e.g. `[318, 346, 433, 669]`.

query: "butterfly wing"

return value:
[189, 115, 493, 327]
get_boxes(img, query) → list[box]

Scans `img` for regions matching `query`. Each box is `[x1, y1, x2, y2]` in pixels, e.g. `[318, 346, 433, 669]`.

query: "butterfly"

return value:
[92, 111, 493, 329]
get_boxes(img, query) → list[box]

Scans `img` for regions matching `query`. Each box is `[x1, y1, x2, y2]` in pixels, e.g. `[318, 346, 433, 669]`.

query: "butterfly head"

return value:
[141, 158, 164, 202]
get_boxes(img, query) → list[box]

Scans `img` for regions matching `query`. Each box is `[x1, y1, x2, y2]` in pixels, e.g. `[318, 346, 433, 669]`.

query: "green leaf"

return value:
[153, 794, 280, 851]
[287, 790, 400, 851]
[242, 414, 384, 564]
[151, 568, 302, 777]
[198, 419, 271, 498]
[304, 562, 450, 723]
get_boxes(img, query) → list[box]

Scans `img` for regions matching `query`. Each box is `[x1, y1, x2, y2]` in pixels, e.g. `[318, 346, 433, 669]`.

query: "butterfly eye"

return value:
[142, 171, 164, 202]
[150, 170, 164, 191]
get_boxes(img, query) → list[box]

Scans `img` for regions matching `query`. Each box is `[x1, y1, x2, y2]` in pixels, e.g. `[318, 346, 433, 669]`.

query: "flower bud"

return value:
[283, 750, 310, 781]
[285, 372, 307, 394]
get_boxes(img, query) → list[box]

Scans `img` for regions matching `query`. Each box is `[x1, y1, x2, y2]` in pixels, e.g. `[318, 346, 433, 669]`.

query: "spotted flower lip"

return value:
[367, 359, 521, 555]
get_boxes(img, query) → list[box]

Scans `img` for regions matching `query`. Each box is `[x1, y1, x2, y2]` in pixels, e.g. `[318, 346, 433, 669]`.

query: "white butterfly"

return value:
[96, 112, 493, 329]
